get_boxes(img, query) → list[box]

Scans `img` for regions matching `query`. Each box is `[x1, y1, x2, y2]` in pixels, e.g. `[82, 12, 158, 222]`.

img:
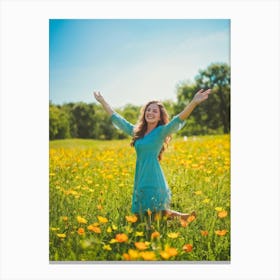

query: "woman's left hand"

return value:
[192, 89, 212, 105]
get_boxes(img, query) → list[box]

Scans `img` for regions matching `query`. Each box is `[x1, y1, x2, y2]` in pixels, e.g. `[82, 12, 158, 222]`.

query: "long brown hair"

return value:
[130, 100, 171, 161]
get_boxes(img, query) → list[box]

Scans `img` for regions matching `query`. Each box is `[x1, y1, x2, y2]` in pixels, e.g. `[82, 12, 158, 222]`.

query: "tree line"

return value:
[50, 63, 230, 140]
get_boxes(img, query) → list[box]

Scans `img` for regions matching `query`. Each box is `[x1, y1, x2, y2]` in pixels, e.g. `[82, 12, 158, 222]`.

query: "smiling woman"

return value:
[93, 89, 211, 221]
[131, 100, 171, 161]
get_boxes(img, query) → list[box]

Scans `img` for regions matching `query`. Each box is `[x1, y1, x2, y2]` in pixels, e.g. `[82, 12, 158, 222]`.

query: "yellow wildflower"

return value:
[112, 224, 118, 231]
[103, 244, 112, 251]
[97, 216, 108, 223]
[215, 229, 228, 236]
[165, 247, 178, 257]
[77, 216, 88, 224]
[109, 238, 117, 244]
[160, 251, 170, 260]
[87, 225, 101, 233]
[140, 251, 156, 261]
[167, 232, 179, 239]
[128, 249, 140, 260]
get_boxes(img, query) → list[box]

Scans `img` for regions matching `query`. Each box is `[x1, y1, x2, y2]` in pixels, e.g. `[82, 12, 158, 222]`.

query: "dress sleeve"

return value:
[110, 112, 134, 136]
[159, 115, 186, 138]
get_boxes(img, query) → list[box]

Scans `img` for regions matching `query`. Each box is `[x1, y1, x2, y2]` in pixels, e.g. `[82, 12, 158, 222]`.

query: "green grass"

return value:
[49, 135, 230, 261]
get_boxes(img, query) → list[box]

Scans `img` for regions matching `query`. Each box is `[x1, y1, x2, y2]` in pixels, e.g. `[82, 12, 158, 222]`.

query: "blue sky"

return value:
[49, 19, 230, 107]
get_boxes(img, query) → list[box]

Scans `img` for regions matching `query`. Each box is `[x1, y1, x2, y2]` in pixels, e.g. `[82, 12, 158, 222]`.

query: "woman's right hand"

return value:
[93, 91, 105, 104]
[93, 91, 114, 116]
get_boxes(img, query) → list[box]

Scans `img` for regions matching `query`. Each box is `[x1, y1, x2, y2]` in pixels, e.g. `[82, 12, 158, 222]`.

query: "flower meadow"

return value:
[49, 135, 230, 261]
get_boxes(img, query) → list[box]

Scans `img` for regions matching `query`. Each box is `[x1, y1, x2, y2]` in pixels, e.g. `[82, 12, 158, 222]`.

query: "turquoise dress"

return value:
[111, 112, 186, 214]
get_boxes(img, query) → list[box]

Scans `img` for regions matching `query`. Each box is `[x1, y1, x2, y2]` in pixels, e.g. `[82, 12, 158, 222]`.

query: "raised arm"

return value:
[93, 91, 134, 136]
[93, 91, 114, 116]
[178, 89, 212, 121]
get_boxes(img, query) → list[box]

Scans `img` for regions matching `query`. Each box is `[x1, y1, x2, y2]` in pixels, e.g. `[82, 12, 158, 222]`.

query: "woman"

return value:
[93, 89, 211, 221]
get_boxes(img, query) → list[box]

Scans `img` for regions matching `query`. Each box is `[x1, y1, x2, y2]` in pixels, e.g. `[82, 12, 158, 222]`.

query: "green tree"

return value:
[175, 63, 230, 135]
[162, 99, 175, 119]
[49, 103, 70, 140]
[174, 82, 206, 135]
[121, 104, 140, 124]
[70, 102, 96, 138]
[93, 105, 117, 140]
[195, 63, 230, 134]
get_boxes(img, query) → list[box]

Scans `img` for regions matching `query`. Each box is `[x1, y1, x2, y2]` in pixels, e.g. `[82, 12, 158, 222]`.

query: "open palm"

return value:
[193, 89, 212, 105]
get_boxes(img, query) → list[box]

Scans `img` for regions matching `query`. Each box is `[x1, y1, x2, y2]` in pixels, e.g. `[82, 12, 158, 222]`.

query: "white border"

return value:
[1, 0, 279, 280]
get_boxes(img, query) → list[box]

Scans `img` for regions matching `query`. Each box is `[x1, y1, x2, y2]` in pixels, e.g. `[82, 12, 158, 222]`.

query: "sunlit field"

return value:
[49, 135, 230, 261]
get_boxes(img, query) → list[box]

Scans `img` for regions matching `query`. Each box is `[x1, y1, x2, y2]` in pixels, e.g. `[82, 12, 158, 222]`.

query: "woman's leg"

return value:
[162, 209, 196, 221]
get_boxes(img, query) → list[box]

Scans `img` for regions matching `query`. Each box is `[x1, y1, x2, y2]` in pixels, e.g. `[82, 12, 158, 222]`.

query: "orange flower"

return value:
[201, 230, 209, 236]
[134, 242, 148, 250]
[87, 225, 101, 233]
[77, 228, 85, 235]
[160, 247, 178, 260]
[140, 251, 156, 261]
[218, 210, 228, 218]
[115, 233, 128, 243]
[125, 215, 138, 223]
[183, 243, 193, 253]
[215, 230, 228, 236]
[122, 253, 130, 261]
[180, 219, 189, 228]
[187, 215, 196, 223]
[147, 209, 152, 216]
[151, 231, 160, 239]
[165, 247, 178, 257]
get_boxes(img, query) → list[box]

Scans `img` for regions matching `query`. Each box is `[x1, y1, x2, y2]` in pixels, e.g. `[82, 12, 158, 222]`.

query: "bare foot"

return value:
[180, 211, 197, 222]
[163, 210, 196, 221]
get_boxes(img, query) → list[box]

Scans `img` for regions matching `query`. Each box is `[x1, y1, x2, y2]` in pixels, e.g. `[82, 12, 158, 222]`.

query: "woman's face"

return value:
[145, 103, 161, 125]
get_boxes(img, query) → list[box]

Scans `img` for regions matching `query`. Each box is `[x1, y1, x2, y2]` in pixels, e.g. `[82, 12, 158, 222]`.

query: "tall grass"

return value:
[49, 135, 230, 261]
